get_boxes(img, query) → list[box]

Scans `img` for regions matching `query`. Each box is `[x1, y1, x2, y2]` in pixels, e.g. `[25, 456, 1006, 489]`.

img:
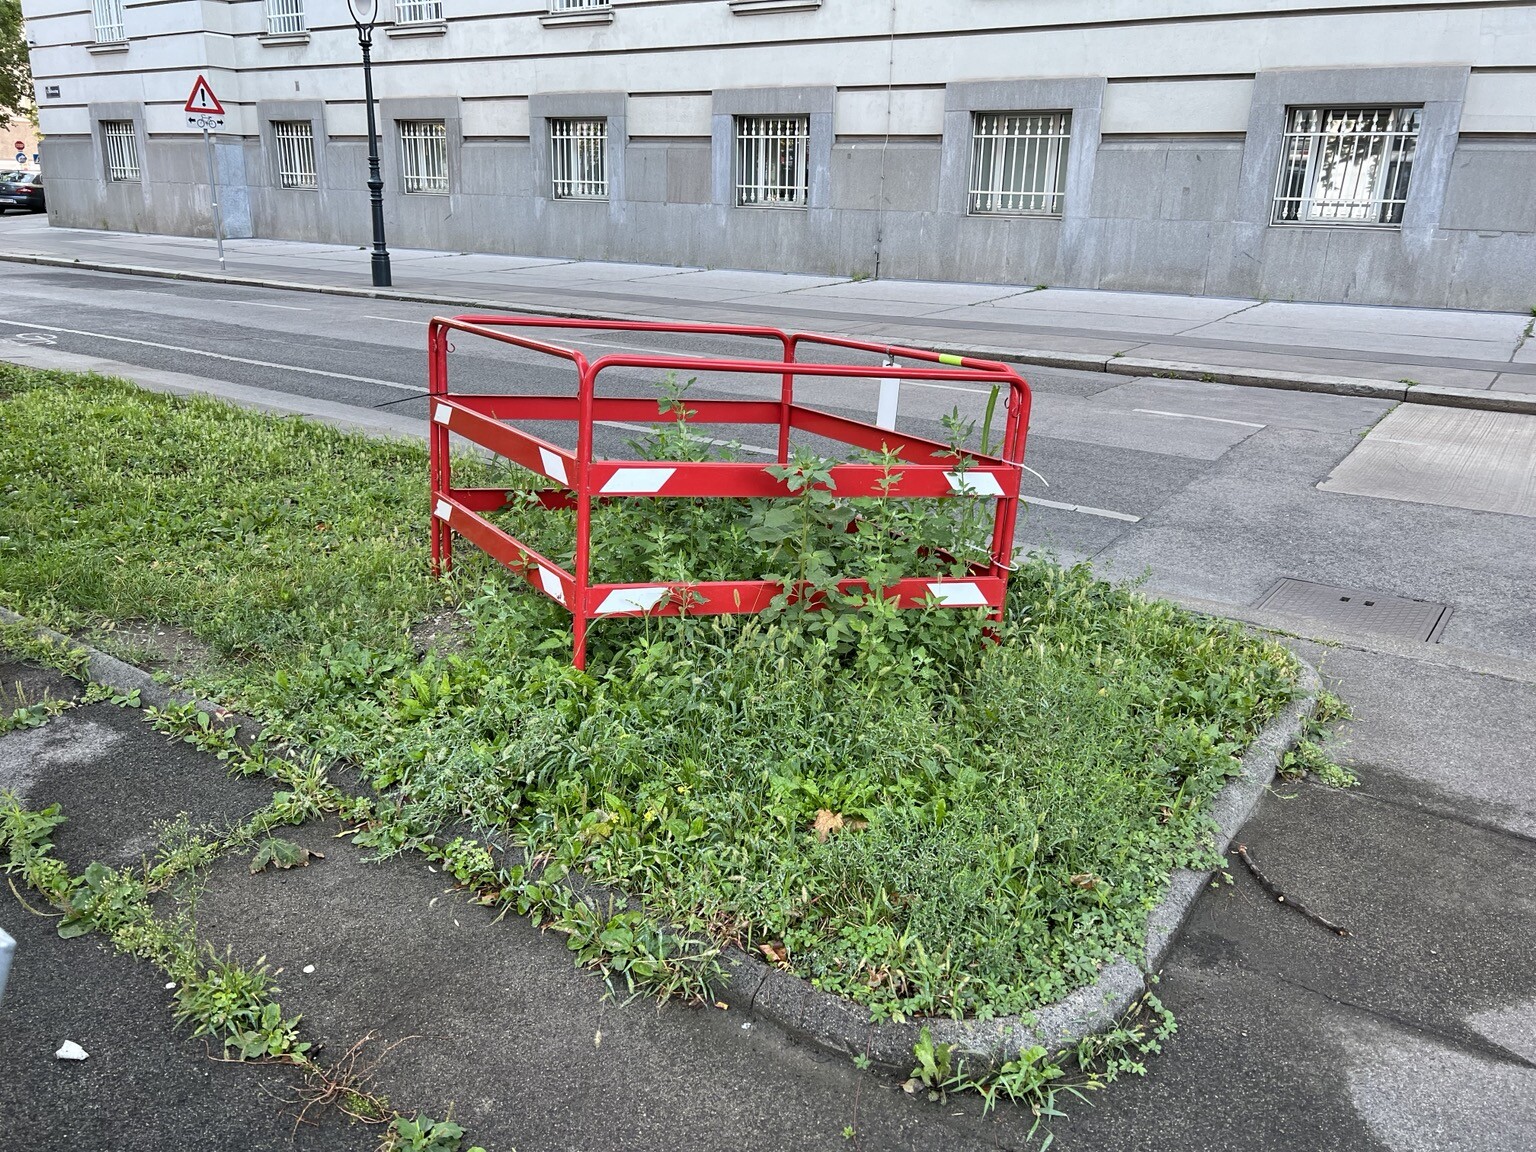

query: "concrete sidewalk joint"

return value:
[4, 251, 1533, 417]
[0, 602, 1321, 1076]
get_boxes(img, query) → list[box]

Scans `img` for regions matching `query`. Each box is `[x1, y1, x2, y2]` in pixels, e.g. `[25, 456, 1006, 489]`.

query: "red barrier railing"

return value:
[428, 316, 1033, 668]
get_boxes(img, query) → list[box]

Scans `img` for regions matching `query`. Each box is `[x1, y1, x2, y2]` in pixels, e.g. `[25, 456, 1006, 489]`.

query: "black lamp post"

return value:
[347, 0, 392, 287]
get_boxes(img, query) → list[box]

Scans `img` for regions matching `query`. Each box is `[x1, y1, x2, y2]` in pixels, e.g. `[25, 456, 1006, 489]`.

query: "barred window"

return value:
[395, 0, 443, 23]
[734, 115, 809, 208]
[968, 111, 1071, 217]
[273, 121, 317, 189]
[265, 0, 305, 35]
[549, 118, 608, 200]
[92, 0, 125, 42]
[399, 120, 448, 194]
[1272, 106, 1422, 227]
[101, 120, 139, 182]
[549, 0, 607, 10]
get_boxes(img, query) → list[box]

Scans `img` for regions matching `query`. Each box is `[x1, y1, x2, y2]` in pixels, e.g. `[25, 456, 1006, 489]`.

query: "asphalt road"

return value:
[1, 259, 1530, 660]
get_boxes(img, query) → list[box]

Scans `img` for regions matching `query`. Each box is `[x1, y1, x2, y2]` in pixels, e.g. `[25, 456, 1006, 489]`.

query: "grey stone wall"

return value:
[42, 67, 1536, 311]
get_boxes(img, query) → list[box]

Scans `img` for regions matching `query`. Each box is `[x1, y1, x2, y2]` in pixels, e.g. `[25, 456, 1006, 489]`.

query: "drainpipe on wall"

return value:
[870, 0, 898, 281]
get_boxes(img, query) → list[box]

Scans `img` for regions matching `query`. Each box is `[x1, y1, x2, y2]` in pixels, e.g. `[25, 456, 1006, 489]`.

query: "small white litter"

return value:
[302, 964, 316, 974]
[164, 982, 176, 990]
[55, 1041, 89, 1061]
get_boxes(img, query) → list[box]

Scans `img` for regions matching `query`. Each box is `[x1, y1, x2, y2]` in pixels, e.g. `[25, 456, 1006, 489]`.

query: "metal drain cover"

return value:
[1253, 578, 1451, 642]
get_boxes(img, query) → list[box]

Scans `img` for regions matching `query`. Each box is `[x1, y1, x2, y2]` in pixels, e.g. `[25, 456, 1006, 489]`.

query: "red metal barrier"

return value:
[427, 316, 1033, 668]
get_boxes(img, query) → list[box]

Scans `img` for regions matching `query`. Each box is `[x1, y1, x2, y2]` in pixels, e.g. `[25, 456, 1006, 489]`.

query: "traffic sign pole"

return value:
[184, 74, 228, 271]
[203, 127, 225, 271]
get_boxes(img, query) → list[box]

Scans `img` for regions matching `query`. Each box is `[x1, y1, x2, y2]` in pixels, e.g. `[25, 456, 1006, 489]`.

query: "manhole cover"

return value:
[1253, 578, 1451, 642]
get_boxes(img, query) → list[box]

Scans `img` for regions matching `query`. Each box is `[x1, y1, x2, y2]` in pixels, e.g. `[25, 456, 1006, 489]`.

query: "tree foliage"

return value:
[0, 0, 33, 127]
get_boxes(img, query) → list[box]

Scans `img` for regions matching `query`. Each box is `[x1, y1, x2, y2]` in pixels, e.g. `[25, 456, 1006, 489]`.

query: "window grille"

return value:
[265, 0, 305, 35]
[549, 0, 607, 10]
[102, 120, 139, 182]
[395, 0, 443, 23]
[549, 118, 608, 200]
[734, 115, 810, 208]
[1272, 106, 1422, 227]
[273, 121, 317, 189]
[968, 111, 1071, 216]
[92, 0, 125, 42]
[400, 120, 449, 194]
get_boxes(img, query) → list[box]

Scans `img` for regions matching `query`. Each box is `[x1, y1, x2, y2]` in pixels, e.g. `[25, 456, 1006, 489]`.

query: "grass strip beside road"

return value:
[0, 364, 1299, 1022]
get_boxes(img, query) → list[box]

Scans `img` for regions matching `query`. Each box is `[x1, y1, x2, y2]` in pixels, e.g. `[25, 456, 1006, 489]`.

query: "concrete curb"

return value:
[2, 603, 1318, 1074]
[5, 251, 1533, 416]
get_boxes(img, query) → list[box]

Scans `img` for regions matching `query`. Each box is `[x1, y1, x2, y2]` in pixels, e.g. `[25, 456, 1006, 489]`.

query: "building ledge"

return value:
[729, 0, 821, 13]
[86, 40, 129, 55]
[384, 20, 448, 38]
[540, 7, 614, 27]
[258, 31, 311, 46]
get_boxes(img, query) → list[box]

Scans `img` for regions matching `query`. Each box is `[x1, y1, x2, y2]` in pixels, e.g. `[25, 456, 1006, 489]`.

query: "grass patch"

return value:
[0, 364, 1300, 1022]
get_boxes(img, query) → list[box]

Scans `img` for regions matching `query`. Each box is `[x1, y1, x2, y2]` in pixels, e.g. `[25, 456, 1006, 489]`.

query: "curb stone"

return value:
[3, 251, 1533, 416]
[0, 605, 1320, 1074]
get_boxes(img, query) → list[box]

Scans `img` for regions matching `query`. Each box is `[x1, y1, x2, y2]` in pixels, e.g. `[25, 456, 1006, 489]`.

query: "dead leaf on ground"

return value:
[1069, 872, 1101, 890]
[812, 809, 868, 842]
[759, 940, 789, 965]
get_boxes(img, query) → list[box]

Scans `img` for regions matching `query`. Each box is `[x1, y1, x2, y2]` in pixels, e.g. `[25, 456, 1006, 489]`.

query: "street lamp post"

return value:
[347, 0, 392, 287]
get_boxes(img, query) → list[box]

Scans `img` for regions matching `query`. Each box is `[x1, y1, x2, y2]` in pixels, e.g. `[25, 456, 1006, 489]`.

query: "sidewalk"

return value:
[2, 214, 1533, 411]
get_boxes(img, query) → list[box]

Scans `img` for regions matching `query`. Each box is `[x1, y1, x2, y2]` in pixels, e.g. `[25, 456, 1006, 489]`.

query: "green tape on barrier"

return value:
[938, 353, 964, 366]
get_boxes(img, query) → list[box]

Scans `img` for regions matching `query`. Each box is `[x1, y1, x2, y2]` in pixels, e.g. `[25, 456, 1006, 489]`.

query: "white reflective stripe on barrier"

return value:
[945, 471, 1005, 497]
[595, 586, 670, 616]
[538, 447, 570, 486]
[600, 467, 675, 495]
[538, 566, 566, 605]
[927, 581, 988, 607]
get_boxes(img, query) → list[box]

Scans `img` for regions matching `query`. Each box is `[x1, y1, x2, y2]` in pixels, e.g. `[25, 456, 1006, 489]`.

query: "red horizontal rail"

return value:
[585, 575, 1006, 618]
[433, 494, 575, 606]
[583, 459, 1018, 499]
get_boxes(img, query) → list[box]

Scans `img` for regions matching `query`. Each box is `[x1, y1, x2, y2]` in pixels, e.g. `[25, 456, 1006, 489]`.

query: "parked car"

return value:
[0, 172, 45, 213]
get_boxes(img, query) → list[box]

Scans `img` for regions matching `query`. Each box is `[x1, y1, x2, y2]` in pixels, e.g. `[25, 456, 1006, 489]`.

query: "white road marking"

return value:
[0, 317, 427, 393]
[365, 315, 428, 325]
[1025, 496, 1141, 522]
[210, 299, 311, 311]
[1134, 408, 1265, 429]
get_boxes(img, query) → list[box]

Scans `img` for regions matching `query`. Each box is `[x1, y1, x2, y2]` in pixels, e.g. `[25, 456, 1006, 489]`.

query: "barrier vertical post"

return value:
[428, 322, 451, 576]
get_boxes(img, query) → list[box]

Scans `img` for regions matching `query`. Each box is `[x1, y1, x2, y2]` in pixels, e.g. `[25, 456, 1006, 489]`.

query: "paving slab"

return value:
[1207, 300, 1531, 344]
[1318, 405, 1536, 519]
[976, 287, 1252, 324]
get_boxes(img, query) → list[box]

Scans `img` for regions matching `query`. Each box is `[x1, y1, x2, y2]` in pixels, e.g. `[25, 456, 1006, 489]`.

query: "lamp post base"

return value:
[371, 250, 392, 288]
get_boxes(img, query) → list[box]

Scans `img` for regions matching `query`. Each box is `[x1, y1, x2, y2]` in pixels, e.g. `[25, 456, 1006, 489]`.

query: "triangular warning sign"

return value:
[184, 74, 225, 116]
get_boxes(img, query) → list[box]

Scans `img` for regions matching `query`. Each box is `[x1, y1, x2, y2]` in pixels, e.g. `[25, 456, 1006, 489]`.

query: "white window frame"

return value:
[273, 121, 317, 189]
[1271, 105, 1422, 228]
[548, 0, 608, 11]
[549, 118, 608, 201]
[399, 119, 449, 194]
[91, 0, 125, 42]
[265, 0, 306, 36]
[967, 110, 1071, 217]
[395, 0, 443, 24]
[101, 120, 139, 182]
[733, 114, 810, 209]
